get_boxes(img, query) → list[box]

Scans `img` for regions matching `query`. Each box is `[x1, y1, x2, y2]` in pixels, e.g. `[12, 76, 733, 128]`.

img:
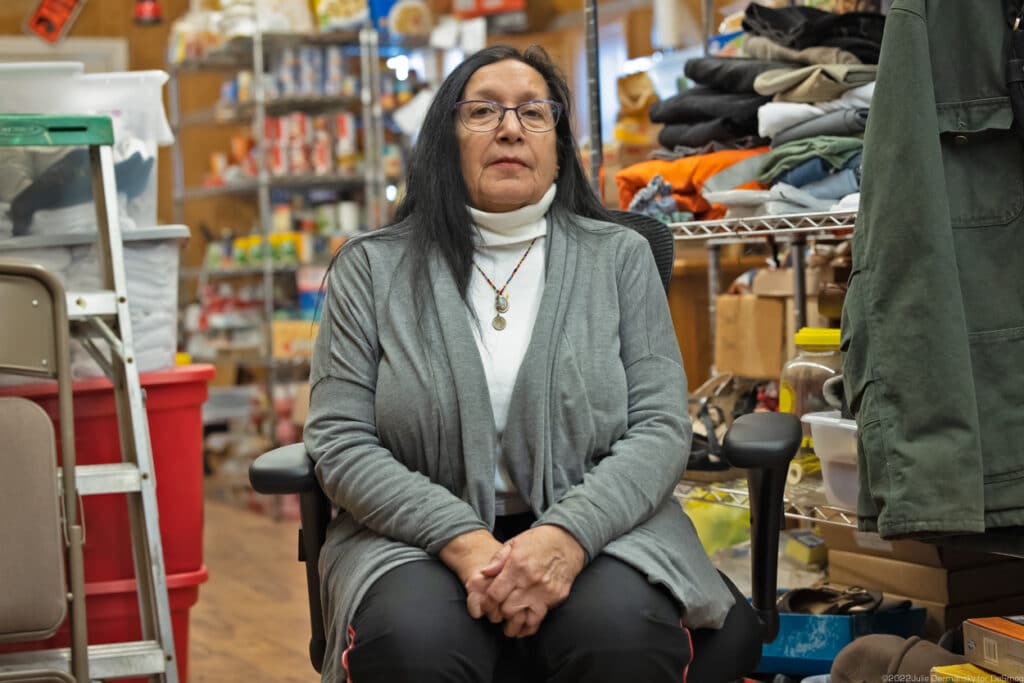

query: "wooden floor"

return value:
[189, 499, 320, 683]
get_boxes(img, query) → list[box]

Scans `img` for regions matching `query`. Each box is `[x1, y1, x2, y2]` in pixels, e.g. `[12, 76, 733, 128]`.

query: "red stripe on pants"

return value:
[680, 620, 694, 683]
[342, 624, 357, 681]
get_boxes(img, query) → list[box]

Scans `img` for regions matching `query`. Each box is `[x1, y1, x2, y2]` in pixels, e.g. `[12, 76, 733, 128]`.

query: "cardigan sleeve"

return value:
[304, 241, 488, 555]
[535, 236, 690, 561]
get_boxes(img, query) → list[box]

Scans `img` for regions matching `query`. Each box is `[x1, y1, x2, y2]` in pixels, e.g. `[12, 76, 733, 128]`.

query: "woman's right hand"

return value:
[439, 530, 511, 623]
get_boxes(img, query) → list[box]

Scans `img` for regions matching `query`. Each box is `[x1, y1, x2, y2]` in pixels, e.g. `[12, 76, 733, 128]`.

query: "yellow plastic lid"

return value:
[794, 327, 840, 349]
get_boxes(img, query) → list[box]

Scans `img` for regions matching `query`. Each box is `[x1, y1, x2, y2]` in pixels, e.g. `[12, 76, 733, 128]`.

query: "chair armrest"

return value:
[249, 442, 317, 494]
[248, 441, 332, 672]
[721, 412, 802, 471]
[722, 412, 802, 644]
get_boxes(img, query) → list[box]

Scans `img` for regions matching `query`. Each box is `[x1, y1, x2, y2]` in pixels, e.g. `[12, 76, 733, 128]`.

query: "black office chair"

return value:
[607, 209, 676, 294]
[249, 211, 802, 679]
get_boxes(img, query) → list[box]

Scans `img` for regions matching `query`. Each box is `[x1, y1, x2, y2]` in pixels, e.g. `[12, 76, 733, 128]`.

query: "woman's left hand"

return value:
[483, 524, 586, 638]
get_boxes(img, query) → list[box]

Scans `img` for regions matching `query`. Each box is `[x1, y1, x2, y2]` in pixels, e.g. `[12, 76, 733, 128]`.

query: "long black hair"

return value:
[388, 44, 612, 301]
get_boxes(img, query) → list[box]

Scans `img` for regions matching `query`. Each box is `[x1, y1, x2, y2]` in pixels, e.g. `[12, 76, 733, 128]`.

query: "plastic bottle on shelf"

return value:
[779, 327, 842, 459]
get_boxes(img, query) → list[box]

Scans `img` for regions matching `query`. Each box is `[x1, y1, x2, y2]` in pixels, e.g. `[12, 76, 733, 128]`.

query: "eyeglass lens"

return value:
[458, 101, 559, 132]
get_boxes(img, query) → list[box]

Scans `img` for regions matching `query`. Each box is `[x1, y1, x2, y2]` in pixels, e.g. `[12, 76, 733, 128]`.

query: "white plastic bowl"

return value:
[802, 411, 858, 512]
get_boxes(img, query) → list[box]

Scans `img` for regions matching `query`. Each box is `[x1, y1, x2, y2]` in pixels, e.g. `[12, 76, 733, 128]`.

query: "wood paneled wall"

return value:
[0, 0, 190, 69]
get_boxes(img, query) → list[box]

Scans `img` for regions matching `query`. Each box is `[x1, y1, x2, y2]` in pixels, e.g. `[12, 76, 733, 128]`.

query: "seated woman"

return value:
[305, 44, 760, 683]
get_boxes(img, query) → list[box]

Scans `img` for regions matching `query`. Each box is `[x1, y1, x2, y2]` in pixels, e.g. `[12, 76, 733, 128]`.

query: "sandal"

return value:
[777, 584, 914, 616]
[777, 585, 883, 615]
[688, 398, 729, 472]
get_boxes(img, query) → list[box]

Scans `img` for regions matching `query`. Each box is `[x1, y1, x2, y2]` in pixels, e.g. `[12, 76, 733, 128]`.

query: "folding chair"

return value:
[0, 263, 87, 683]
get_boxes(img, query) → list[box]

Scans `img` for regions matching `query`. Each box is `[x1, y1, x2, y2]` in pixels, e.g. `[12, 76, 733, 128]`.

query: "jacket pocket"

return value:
[968, 325, 1024, 482]
[938, 100, 1024, 228]
[840, 267, 872, 414]
[855, 413, 885, 522]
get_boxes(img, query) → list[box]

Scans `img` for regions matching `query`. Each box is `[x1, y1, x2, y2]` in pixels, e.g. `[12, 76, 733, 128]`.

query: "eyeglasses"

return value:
[454, 99, 562, 133]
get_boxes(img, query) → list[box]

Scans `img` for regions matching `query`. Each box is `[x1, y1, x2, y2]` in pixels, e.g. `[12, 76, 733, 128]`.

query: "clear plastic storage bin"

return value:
[0, 66, 174, 236]
[801, 411, 858, 511]
[0, 226, 188, 379]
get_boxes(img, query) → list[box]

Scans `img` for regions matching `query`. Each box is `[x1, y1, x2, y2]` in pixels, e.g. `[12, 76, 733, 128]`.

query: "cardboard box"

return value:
[885, 593, 1024, 642]
[271, 321, 319, 359]
[818, 524, 1001, 569]
[291, 382, 311, 426]
[783, 296, 830, 361]
[209, 346, 262, 388]
[602, 139, 661, 209]
[751, 266, 832, 299]
[752, 267, 832, 360]
[931, 663, 1008, 682]
[964, 616, 1024, 681]
[828, 550, 1024, 605]
[714, 294, 785, 379]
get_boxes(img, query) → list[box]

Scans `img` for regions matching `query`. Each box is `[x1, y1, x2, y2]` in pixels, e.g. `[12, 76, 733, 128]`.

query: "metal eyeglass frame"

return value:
[453, 99, 563, 133]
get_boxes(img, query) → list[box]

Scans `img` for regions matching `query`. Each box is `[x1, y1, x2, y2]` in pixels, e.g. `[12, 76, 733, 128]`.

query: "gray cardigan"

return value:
[304, 208, 733, 683]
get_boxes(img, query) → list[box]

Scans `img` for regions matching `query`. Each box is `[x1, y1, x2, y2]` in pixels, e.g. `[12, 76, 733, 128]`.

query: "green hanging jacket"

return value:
[842, 0, 1024, 538]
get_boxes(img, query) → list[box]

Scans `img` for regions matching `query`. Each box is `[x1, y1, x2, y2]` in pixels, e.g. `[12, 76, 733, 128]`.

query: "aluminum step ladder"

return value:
[0, 115, 179, 683]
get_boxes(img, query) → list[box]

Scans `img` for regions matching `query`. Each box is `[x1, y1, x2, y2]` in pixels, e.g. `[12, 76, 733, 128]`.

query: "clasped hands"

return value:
[441, 525, 585, 639]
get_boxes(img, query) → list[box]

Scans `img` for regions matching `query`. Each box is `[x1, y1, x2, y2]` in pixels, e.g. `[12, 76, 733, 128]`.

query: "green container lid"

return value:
[0, 114, 114, 147]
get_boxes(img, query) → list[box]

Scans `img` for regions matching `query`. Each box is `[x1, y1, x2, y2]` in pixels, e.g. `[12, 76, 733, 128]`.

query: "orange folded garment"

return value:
[615, 147, 769, 219]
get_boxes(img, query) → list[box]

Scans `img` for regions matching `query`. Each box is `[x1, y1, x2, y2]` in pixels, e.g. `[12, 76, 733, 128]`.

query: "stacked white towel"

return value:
[0, 237, 179, 383]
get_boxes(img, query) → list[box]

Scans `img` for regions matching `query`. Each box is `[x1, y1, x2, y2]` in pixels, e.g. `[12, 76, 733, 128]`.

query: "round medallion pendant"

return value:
[492, 314, 507, 331]
[495, 295, 509, 313]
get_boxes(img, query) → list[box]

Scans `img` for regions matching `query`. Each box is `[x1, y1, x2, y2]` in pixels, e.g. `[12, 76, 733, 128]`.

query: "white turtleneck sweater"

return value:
[467, 184, 555, 516]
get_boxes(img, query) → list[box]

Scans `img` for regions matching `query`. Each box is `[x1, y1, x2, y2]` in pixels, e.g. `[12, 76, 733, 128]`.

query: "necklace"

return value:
[473, 237, 539, 331]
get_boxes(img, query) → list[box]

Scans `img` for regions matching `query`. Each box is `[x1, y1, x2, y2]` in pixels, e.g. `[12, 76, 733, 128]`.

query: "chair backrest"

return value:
[0, 262, 60, 379]
[607, 209, 675, 294]
[0, 397, 67, 644]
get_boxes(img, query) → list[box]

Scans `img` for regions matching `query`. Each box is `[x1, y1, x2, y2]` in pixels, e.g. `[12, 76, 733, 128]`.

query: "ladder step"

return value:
[0, 640, 167, 680]
[66, 291, 119, 319]
[73, 463, 144, 495]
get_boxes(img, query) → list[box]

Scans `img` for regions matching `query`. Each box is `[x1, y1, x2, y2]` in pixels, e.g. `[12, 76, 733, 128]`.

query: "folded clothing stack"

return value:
[618, 5, 884, 218]
[710, 4, 886, 216]
[742, 4, 885, 65]
[706, 135, 863, 217]
[650, 56, 786, 152]
[620, 56, 779, 216]
[615, 147, 769, 220]
[741, 2, 883, 160]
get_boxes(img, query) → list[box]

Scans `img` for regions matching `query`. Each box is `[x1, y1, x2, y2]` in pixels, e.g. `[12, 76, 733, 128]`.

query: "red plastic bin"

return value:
[0, 365, 214, 582]
[0, 567, 208, 683]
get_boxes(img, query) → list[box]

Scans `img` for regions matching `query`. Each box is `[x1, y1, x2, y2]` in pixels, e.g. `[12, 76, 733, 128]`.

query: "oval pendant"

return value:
[492, 314, 507, 331]
[495, 295, 509, 313]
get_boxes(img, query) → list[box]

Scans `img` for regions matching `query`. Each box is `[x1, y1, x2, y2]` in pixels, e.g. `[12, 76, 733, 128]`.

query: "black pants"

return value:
[344, 514, 760, 683]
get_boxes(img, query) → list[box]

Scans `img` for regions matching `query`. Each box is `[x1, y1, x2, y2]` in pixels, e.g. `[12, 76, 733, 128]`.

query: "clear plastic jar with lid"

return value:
[779, 327, 842, 456]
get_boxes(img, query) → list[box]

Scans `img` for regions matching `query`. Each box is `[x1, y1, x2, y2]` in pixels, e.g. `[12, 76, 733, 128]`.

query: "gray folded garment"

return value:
[772, 108, 869, 147]
[684, 56, 797, 94]
[650, 136, 768, 160]
[703, 183, 836, 217]
[755, 64, 878, 103]
[743, 35, 863, 66]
